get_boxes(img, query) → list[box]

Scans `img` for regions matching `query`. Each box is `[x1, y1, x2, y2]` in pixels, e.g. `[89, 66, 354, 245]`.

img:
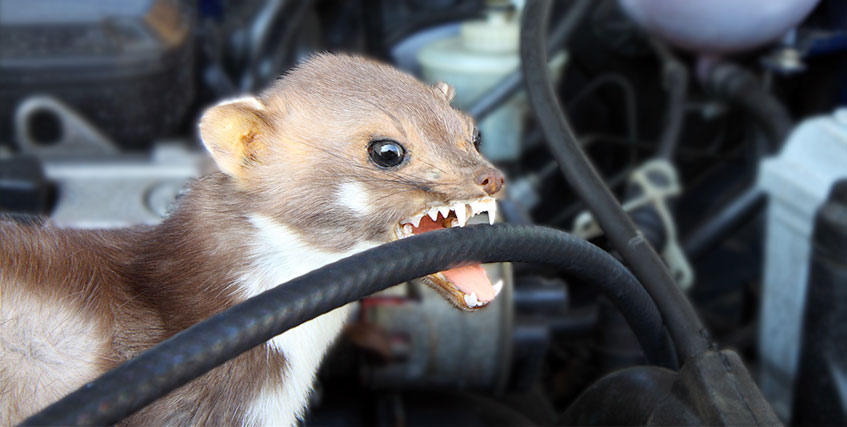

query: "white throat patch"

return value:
[241, 214, 376, 426]
[241, 214, 377, 298]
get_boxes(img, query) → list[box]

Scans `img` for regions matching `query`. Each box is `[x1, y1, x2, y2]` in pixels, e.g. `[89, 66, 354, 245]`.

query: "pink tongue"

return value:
[442, 265, 495, 303]
[412, 214, 495, 303]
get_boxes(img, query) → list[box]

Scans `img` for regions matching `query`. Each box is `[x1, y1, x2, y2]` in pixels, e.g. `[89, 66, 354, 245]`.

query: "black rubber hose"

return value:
[648, 38, 689, 159]
[245, 0, 311, 91]
[466, 0, 593, 121]
[683, 186, 765, 259]
[707, 63, 793, 148]
[520, 0, 712, 361]
[682, 63, 794, 258]
[566, 73, 639, 145]
[24, 224, 674, 426]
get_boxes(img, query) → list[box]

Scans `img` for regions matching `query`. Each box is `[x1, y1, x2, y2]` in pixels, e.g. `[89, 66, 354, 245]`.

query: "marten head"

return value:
[199, 53, 505, 310]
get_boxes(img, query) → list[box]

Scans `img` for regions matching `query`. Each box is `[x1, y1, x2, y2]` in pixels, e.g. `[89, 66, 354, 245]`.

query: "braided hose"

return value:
[24, 224, 674, 425]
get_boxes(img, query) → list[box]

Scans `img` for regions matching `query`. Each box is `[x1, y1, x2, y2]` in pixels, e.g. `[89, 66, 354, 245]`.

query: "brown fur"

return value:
[0, 176, 272, 425]
[205, 54, 501, 252]
[0, 53, 503, 425]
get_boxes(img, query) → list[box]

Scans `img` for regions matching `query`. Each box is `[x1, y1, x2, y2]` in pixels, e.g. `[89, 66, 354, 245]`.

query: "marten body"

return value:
[0, 54, 504, 425]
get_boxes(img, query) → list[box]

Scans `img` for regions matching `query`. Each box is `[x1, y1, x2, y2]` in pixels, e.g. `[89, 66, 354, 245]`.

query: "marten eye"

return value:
[472, 128, 481, 151]
[368, 139, 406, 168]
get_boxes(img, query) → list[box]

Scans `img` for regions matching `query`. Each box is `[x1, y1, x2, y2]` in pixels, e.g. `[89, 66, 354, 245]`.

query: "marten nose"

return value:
[474, 168, 505, 196]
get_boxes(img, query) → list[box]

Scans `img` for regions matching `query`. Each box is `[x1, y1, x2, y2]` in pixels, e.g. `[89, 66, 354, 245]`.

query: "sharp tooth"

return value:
[438, 206, 450, 219]
[468, 200, 479, 216]
[450, 218, 459, 228]
[454, 203, 468, 226]
[402, 213, 423, 228]
[474, 200, 486, 216]
[403, 224, 413, 235]
[463, 292, 479, 308]
[487, 201, 497, 225]
[427, 207, 439, 221]
[394, 224, 403, 239]
[492, 279, 503, 296]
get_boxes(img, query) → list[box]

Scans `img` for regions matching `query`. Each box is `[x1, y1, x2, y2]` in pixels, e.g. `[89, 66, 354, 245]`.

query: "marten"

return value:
[0, 53, 505, 426]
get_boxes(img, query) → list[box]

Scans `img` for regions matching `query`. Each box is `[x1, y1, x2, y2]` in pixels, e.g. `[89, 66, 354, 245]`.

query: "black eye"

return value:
[472, 128, 481, 151]
[368, 139, 406, 168]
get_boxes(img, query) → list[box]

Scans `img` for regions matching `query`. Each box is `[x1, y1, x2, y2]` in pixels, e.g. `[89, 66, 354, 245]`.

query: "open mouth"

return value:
[392, 198, 503, 310]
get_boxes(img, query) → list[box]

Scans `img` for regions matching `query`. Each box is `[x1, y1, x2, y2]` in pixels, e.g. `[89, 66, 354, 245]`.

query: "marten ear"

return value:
[432, 81, 456, 102]
[198, 97, 269, 178]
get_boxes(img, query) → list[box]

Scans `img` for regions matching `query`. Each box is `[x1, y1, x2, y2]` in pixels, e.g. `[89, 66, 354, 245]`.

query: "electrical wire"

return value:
[648, 38, 689, 159]
[566, 73, 639, 146]
[707, 63, 793, 148]
[682, 62, 795, 258]
[519, 0, 713, 362]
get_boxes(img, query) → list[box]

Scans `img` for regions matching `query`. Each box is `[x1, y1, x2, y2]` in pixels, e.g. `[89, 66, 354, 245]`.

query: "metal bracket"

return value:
[14, 95, 118, 157]
[573, 159, 694, 290]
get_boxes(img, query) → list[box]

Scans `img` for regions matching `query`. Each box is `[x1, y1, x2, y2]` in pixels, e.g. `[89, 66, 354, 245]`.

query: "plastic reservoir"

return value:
[617, 0, 820, 54]
[417, 9, 564, 163]
[757, 109, 847, 419]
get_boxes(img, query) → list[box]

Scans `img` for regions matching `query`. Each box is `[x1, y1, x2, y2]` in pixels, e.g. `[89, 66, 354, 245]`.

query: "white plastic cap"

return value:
[460, 9, 519, 53]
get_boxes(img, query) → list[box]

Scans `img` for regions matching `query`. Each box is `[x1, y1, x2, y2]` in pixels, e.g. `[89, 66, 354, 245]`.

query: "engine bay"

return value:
[2, 0, 846, 425]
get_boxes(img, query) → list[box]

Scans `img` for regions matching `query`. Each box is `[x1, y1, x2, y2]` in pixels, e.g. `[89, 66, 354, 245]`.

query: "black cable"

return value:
[520, 0, 712, 361]
[707, 63, 793, 148]
[648, 38, 689, 159]
[466, 0, 594, 121]
[263, 0, 311, 88]
[244, 0, 311, 91]
[683, 186, 765, 259]
[611, 39, 687, 252]
[566, 73, 639, 146]
[682, 63, 794, 258]
[580, 133, 742, 160]
[24, 224, 675, 426]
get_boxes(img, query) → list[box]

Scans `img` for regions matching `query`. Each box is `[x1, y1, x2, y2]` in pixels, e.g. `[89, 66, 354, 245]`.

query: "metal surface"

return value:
[757, 108, 847, 419]
[791, 181, 847, 425]
[14, 95, 118, 156]
[11, 95, 204, 228]
[573, 160, 693, 289]
[363, 261, 514, 392]
[562, 350, 782, 426]
[0, 0, 195, 149]
[43, 144, 205, 228]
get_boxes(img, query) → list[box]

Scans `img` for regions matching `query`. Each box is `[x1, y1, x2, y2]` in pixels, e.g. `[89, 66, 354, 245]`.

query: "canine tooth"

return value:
[450, 218, 459, 228]
[473, 200, 486, 216]
[438, 206, 450, 219]
[492, 279, 503, 296]
[464, 292, 479, 308]
[402, 213, 423, 228]
[427, 207, 439, 221]
[403, 224, 413, 235]
[487, 201, 497, 225]
[455, 203, 468, 227]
